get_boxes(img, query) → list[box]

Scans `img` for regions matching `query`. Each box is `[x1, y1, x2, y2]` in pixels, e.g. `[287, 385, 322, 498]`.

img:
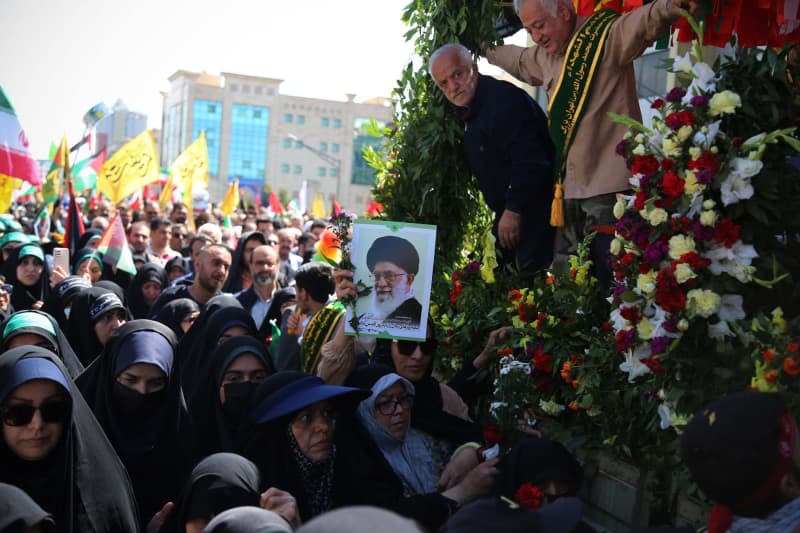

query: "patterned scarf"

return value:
[286, 425, 336, 518]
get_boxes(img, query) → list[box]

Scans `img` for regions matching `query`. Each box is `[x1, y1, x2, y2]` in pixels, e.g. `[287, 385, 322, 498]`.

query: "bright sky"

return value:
[2, 0, 524, 161]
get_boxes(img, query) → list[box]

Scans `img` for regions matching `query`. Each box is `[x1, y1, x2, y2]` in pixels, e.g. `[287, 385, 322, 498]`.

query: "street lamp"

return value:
[288, 133, 342, 201]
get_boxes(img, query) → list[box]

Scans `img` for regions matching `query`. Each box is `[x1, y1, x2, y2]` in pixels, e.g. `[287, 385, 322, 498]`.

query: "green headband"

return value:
[3, 312, 56, 338]
[18, 244, 44, 262]
[0, 231, 29, 249]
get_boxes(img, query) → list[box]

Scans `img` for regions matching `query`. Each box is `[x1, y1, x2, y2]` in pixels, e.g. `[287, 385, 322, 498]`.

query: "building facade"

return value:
[159, 70, 393, 212]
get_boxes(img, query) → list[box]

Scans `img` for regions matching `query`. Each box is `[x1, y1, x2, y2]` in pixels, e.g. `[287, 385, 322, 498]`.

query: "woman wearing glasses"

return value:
[339, 366, 498, 531]
[0, 345, 139, 532]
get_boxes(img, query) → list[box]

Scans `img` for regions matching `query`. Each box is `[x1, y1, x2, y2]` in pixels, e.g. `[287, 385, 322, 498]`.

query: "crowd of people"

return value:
[4, 0, 800, 531]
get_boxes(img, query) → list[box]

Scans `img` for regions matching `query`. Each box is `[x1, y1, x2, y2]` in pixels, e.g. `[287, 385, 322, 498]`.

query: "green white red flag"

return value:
[97, 211, 137, 275]
[0, 86, 41, 186]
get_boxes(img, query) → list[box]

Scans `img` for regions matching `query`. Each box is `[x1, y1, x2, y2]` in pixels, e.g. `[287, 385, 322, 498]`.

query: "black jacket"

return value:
[461, 74, 556, 271]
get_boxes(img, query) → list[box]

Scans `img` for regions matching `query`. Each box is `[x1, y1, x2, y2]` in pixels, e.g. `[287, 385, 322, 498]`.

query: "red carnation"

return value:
[515, 483, 544, 510]
[620, 305, 642, 323]
[687, 151, 721, 174]
[651, 98, 665, 110]
[532, 345, 553, 373]
[664, 110, 696, 130]
[678, 251, 710, 271]
[631, 155, 660, 176]
[655, 268, 687, 313]
[661, 158, 675, 171]
[643, 356, 664, 374]
[508, 289, 522, 302]
[633, 191, 648, 211]
[661, 171, 685, 198]
[483, 424, 503, 445]
[714, 218, 741, 248]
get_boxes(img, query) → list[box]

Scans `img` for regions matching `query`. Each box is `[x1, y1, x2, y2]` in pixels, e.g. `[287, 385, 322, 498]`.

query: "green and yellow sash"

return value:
[547, 8, 619, 227]
[301, 300, 345, 374]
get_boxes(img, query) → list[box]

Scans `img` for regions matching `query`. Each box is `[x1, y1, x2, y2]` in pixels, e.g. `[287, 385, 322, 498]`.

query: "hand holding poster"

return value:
[345, 219, 436, 341]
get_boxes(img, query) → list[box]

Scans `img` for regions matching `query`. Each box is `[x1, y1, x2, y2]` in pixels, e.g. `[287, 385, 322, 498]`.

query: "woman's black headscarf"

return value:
[0, 345, 139, 532]
[157, 453, 261, 533]
[126, 263, 167, 319]
[368, 338, 482, 445]
[77, 319, 196, 528]
[238, 371, 368, 522]
[65, 286, 128, 366]
[177, 296, 257, 398]
[493, 437, 584, 500]
[223, 231, 267, 294]
[41, 275, 91, 330]
[0, 482, 56, 533]
[152, 298, 199, 341]
[1, 244, 50, 311]
[76, 228, 102, 251]
[1, 310, 84, 378]
[188, 336, 274, 457]
[165, 255, 189, 280]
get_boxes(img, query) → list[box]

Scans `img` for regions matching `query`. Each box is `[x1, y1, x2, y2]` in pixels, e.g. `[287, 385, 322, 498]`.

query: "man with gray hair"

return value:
[483, 0, 699, 286]
[429, 43, 555, 274]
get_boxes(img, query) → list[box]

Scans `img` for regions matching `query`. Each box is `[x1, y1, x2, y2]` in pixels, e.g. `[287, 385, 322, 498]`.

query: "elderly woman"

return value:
[341, 367, 497, 531]
[238, 371, 369, 522]
[0, 345, 139, 531]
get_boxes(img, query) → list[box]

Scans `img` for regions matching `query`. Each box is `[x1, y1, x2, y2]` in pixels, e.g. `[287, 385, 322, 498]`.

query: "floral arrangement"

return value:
[749, 308, 800, 408]
[489, 237, 611, 444]
[607, 36, 798, 401]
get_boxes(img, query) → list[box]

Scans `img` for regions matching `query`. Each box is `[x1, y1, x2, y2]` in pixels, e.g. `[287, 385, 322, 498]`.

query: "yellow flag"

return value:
[0, 175, 20, 213]
[158, 173, 174, 210]
[220, 179, 240, 216]
[311, 193, 326, 219]
[97, 131, 159, 204]
[171, 131, 208, 192]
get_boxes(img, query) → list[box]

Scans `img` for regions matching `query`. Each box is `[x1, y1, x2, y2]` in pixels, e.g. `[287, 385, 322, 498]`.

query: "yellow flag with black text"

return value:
[97, 131, 159, 203]
[171, 131, 208, 191]
[220, 179, 240, 216]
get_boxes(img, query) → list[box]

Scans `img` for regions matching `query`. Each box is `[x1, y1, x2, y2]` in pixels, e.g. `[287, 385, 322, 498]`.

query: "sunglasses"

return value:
[1, 398, 70, 426]
[394, 338, 437, 356]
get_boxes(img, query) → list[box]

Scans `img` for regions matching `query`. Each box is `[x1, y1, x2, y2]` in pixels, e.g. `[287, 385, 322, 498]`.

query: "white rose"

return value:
[610, 238, 622, 256]
[648, 208, 669, 226]
[702, 199, 716, 209]
[669, 234, 696, 259]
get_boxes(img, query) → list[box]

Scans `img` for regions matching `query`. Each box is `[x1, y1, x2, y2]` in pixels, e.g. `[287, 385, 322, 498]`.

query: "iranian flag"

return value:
[0, 86, 41, 186]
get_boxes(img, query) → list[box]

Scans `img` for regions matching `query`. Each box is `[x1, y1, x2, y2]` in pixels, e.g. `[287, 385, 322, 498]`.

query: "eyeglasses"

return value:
[172, 232, 186, 238]
[0, 284, 12, 294]
[375, 393, 414, 416]
[369, 271, 407, 283]
[394, 338, 437, 356]
[1, 399, 70, 426]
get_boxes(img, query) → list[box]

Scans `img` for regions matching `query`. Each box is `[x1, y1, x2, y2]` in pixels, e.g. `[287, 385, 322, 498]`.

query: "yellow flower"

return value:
[689, 146, 702, 160]
[677, 125, 693, 142]
[771, 307, 787, 334]
[687, 289, 721, 318]
[702, 199, 716, 209]
[636, 271, 657, 296]
[709, 90, 742, 116]
[613, 199, 627, 220]
[648, 208, 669, 226]
[700, 210, 717, 227]
[429, 303, 439, 317]
[674, 263, 696, 284]
[677, 319, 689, 331]
[668, 235, 696, 259]
[480, 230, 498, 284]
[684, 171, 705, 194]
[662, 135, 682, 157]
[751, 360, 779, 392]
[637, 318, 655, 340]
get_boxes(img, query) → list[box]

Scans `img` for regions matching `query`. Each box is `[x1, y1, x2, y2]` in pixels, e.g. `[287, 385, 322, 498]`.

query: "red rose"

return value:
[508, 289, 522, 302]
[643, 356, 664, 374]
[661, 171, 685, 198]
[714, 218, 741, 248]
[651, 98, 665, 110]
[631, 155, 660, 176]
[639, 263, 651, 274]
[670, 215, 692, 234]
[601, 321, 613, 331]
[515, 483, 544, 510]
[655, 268, 687, 313]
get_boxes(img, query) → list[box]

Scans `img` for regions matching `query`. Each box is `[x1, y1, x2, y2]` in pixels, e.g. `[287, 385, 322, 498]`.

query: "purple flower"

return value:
[696, 168, 714, 184]
[616, 139, 628, 156]
[693, 220, 715, 242]
[643, 242, 665, 264]
[613, 284, 627, 301]
[662, 317, 679, 333]
[666, 87, 686, 102]
[639, 175, 651, 194]
[690, 95, 709, 107]
[465, 261, 480, 273]
[651, 336, 670, 354]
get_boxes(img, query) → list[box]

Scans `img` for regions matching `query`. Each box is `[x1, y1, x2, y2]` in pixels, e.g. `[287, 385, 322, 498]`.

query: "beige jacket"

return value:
[486, 0, 676, 199]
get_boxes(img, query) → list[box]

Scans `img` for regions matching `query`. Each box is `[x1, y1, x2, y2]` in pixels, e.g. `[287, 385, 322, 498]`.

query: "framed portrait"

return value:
[345, 219, 436, 340]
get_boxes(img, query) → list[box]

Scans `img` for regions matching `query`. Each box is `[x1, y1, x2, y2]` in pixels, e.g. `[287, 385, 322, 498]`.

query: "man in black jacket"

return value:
[429, 43, 555, 273]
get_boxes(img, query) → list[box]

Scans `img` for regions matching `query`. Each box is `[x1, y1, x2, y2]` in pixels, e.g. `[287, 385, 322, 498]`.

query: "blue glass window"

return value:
[280, 164, 290, 173]
[319, 142, 328, 152]
[321, 117, 329, 127]
[329, 168, 338, 177]
[228, 104, 269, 181]
[297, 115, 305, 125]
[284, 114, 293, 123]
[282, 138, 291, 149]
[331, 143, 340, 153]
[193, 99, 222, 175]
[333, 118, 341, 128]
[318, 167, 326, 177]
[293, 164, 302, 174]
